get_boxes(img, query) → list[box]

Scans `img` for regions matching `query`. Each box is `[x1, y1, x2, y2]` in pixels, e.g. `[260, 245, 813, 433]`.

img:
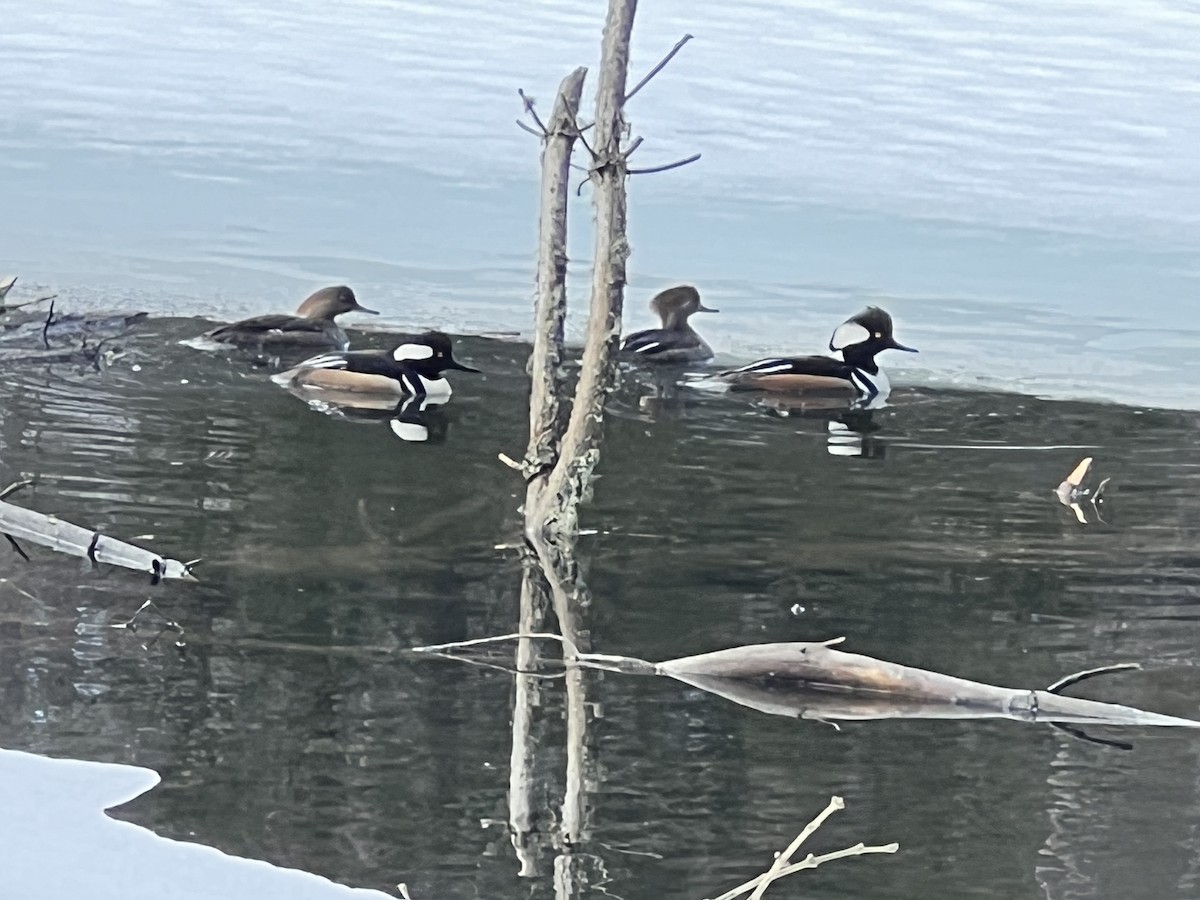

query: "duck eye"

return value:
[874, 332, 882, 338]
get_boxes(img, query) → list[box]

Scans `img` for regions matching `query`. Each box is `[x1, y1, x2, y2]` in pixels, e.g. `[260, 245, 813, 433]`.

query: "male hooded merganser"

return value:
[713, 307, 916, 403]
[270, 331, 480, 399]
[201, 285, 377, 350]
[620, 285, 719, 362]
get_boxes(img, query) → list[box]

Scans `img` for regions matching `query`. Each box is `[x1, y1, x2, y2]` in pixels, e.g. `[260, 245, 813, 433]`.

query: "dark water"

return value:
[4, 318, 1200, 899]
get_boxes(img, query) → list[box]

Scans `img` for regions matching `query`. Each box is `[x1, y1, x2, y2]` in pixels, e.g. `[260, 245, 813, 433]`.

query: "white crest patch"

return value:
[830, 321, 870, 351]
[393, 343, 434, 361]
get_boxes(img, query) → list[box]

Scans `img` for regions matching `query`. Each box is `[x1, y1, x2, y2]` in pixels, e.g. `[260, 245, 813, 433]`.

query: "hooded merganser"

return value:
[201, 285, 377, 351]
[270, 331, 480, 399]
[712, 307, 916, 404]
[620, 285, 719, 363]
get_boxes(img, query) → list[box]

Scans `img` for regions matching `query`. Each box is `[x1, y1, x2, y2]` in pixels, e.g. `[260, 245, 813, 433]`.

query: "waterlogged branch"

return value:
[708, 796, 898, 900]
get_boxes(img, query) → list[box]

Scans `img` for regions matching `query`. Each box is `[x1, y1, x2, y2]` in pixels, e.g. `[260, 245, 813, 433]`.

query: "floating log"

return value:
[0, 483, 197, 582]
[655, 641, 1199, 728]
[413, 635, 1200, 731]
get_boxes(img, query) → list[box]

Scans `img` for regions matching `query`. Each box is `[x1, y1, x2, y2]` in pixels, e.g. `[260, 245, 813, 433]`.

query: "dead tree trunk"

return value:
[523, 68, 588, 521]
[527, 0, 637, 538]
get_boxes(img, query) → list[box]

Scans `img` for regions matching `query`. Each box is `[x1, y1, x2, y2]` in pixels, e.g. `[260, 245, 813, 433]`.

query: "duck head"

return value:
[651, 285, 718, 329]
[391, 331, 481, 375]
[829, 307, 916, 369]
[296, 285, 378, 320]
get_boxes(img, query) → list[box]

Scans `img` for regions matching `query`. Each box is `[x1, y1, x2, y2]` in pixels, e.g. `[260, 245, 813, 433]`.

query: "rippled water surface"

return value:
[3, 1, 1200, 406]
[3, 320, 1200, 899]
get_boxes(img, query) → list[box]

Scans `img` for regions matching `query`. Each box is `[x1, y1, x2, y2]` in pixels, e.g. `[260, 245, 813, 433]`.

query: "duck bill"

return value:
[354, 304, 380, 315]
[887, 338, 918, 353]
[447, 359, 481, 373]
[697, 303, 720, 313]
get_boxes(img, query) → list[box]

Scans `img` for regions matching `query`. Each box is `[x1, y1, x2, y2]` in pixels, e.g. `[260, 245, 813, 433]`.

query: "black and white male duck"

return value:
[620, 285, 719, 363]
[270, 331, 479, 400]
[711, 307, 917, 404]
[201, 285, 377, 351]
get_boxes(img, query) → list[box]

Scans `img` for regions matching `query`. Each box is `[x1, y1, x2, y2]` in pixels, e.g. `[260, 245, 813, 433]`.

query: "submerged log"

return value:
[655, 641, 1200, 728]
[0, 484, 197, 582]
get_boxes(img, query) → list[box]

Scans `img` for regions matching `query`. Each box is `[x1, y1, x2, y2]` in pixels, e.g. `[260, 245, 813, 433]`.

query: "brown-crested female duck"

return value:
[620, 285, 719, 363]
[202, 285, 377, 350]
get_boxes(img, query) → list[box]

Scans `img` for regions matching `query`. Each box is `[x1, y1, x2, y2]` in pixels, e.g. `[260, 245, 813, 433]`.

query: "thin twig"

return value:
[626, 33, 694, 102]
[623, 136, 644, 159]
[1, 294, 57, 311]
[748, 797, 843, 900]
[41, 299, 56, 349]
[412, 631, 580, 657]
[498, 452, 524, 472]
[518, 89, 549, 135]
[420, 650, 567, 680]
[516, 120, 544, 138]
[0, 478, 35, 501]
[5, 533, 30, 561]
[575, 122, 598, 160]
[1046, 663, 1140, 695]
[629, 153, 701, 176]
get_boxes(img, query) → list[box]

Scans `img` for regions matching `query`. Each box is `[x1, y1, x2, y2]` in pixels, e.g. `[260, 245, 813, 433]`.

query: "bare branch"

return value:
[517, 88, 549, 135]
[574, 122, 598, 160]
[708, 796, 898, 900]
[41, 299, 55, 349]
[516, 120, 544, 138]
[623, 135, 644, 159]
[629, 152, 701, 175]
[626, 33, 693, 102]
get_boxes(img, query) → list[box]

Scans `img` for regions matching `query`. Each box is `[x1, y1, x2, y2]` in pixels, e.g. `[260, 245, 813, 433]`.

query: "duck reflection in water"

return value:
[752, 394, 886, 459]
[286, 390, 452, 443]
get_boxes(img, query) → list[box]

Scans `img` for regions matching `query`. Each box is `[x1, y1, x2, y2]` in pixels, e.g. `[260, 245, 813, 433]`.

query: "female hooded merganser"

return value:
[270, 331, 480, 399]
[201, 285, 377, 350]
[713, 307, 916, 403]
[620, 285, 719, 362]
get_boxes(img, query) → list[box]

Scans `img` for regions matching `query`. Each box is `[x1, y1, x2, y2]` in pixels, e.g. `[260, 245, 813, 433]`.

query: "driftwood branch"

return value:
[626, 33, 694, 102]
[0, 487, 198, 581]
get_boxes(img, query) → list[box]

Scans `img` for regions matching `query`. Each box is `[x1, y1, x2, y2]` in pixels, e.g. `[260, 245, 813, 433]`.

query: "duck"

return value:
[201, 285, 377, 350]
[711, 307, 916, 404]
[270, 331, 480, 399]
[620, 285, 719, 362]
